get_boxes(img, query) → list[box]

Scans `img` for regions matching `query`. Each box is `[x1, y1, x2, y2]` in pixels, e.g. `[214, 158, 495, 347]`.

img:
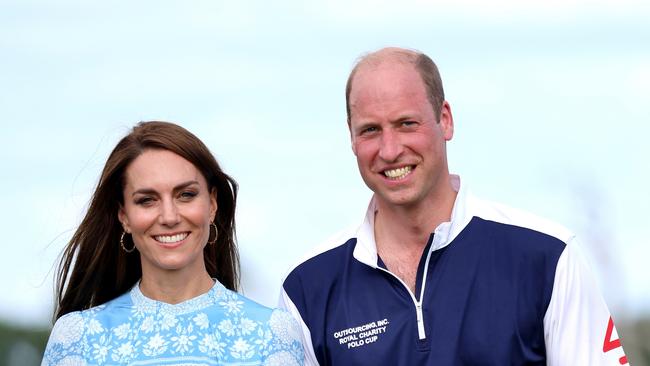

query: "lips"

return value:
[153, 232, 189, 244]
[383, 165, 413, 180]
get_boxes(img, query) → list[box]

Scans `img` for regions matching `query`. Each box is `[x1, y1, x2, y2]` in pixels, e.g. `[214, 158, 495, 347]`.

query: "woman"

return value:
[42, 121, 303, 365]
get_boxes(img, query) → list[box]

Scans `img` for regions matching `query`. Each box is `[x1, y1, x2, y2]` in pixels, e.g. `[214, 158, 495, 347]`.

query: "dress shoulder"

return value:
[215, 287, 304, 365]
[41, 311, 87, 366]
[263, 308, 304, 365]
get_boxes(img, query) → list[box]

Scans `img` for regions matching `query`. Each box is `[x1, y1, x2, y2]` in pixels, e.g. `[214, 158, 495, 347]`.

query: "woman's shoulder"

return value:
[47, 290, 133, 342]
[42, 309, 97, 365]
[207, 284, 304, 364]
[209, 283, 286, 320]
[47, 310, 88, 349]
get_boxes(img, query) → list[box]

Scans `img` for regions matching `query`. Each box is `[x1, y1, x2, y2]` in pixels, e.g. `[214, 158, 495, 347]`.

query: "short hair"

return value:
[54, 121, 239, 319]
[345, 47, 445, 123]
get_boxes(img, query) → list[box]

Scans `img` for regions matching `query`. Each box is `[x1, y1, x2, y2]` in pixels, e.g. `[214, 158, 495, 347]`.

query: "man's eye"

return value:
[361, 126, 378, 134]
[402, 121, 416, 127]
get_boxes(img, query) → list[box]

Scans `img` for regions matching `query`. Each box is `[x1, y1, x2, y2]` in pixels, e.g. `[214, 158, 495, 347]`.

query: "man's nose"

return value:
[378, 130, 403, 162]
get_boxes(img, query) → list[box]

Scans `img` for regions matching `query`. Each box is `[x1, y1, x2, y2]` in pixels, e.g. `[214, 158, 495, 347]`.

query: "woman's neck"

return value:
[139, 269, 215, 304]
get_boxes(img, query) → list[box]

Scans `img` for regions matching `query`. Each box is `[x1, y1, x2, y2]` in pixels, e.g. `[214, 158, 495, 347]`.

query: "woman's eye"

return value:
[135, 197, 154, 205]
[179, 191, 197, 200]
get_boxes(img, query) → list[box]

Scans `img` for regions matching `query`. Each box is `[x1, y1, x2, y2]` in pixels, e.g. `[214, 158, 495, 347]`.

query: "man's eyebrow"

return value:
[351, 120, 378, 132]
[394, 113, 417, 122]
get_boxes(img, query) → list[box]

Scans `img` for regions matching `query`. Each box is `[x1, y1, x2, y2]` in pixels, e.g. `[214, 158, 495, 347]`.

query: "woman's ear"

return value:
[118, 205, 130, 233]
[209, 188, 218, 222]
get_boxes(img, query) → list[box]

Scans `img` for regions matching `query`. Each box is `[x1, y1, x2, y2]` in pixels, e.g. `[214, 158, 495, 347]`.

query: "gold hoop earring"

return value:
[120, 231, 136, 253]
[208, 222, 218, 245]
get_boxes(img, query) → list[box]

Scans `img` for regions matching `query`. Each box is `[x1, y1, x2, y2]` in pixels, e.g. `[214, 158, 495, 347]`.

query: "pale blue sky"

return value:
[1, 0, 648, 326]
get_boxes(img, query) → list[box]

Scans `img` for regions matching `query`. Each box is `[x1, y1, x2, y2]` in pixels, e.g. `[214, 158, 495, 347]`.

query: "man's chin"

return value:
[374, 191, 420, 209]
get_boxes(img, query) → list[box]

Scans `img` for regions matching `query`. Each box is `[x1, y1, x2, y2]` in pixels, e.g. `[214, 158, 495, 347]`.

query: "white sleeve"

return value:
[279, 287, 321, 366]
[544, 238, 628, 365]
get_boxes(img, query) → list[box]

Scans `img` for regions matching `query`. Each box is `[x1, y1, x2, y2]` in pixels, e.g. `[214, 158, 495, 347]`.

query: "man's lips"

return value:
[382, 165, 413, 180]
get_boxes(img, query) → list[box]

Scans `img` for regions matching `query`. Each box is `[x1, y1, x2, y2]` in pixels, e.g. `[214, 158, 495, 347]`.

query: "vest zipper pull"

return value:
[416, 303, 426, 340]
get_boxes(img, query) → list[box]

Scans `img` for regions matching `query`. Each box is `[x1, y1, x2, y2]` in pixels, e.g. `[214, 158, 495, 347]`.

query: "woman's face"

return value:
[118, 149, 217, 278]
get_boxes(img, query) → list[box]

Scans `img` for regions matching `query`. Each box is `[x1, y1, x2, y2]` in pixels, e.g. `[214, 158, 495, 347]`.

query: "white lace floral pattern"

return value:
[42, 281, 303, 365]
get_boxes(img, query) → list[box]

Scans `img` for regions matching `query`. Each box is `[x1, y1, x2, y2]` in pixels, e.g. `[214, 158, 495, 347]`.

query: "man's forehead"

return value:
[357, 47, 419, 67]
[355, 55, 414, 76]
[350, 61, 422, 99]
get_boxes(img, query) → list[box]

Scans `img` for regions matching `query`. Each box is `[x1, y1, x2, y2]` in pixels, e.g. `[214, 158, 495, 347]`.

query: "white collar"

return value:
[353, 174, 471, 267]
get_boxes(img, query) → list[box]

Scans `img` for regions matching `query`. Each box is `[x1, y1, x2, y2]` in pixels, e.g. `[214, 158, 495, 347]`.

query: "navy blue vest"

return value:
[283, 217, 565, 365]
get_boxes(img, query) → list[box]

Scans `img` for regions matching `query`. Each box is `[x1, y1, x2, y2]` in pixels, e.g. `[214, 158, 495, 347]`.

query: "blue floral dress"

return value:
[41, 280, 304, 365]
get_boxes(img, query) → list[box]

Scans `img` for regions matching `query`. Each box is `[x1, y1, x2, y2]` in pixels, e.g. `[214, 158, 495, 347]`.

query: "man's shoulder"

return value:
[284, 225, 359, 279]
[465, 193, 576, 245]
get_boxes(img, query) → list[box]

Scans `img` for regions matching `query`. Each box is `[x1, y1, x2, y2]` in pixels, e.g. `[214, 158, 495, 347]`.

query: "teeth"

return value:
[384, 166, 412, 180]
[154, 233, 189, 243]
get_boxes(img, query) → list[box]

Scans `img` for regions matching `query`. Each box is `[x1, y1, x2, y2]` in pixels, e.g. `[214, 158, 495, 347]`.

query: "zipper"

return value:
[415, 303, 426, 339]
[377, 241, 434, 340]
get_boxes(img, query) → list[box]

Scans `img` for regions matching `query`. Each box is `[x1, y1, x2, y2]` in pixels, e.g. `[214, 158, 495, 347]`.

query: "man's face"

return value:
[348, 61, 453, 210]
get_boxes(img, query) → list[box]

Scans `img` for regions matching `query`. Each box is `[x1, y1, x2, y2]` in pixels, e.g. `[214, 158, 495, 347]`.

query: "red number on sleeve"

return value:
[603, 316, 628, 365]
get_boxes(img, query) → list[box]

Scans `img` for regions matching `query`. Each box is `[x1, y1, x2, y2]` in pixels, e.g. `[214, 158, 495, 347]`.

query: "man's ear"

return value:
[439, 101, 454, 141]
[349, 124, 358, 156]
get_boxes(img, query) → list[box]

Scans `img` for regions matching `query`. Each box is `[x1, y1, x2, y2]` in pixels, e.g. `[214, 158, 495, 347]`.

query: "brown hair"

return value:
[345, 47, 445, 123]
[54, 121, 239, 320]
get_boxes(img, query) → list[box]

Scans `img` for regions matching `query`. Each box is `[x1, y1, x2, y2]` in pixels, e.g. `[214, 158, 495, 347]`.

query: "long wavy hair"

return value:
[54, 121, 239, 320]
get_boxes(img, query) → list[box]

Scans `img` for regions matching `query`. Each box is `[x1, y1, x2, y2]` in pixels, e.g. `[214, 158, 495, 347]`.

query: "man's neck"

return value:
[375, 184, 457, 246]
[373, 184, 457, 293]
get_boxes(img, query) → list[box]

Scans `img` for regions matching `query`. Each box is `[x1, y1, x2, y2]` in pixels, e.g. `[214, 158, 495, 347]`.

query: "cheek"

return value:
[124, 208, 157, 233]
[353, 141, 376, 164]
[411, 130, 441, 151]
[188, 203, 214, 226]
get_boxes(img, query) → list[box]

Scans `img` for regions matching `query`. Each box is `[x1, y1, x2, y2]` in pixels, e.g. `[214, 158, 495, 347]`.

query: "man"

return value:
[280, 47, 627, 365]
